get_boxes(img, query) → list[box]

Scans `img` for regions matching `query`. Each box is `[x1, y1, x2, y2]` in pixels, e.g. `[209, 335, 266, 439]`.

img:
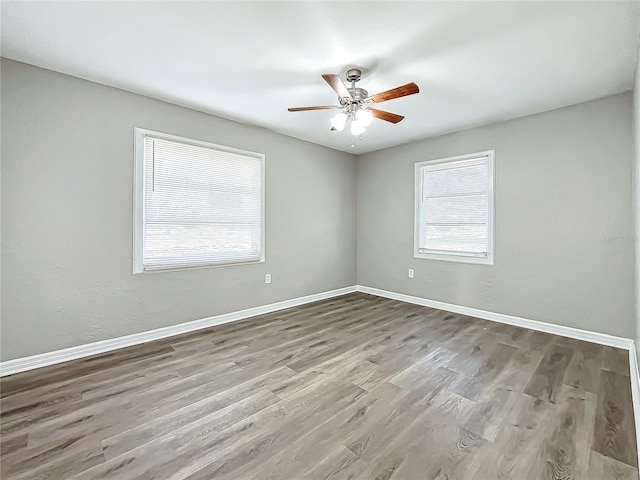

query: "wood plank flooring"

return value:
[0, 292, 637, 479]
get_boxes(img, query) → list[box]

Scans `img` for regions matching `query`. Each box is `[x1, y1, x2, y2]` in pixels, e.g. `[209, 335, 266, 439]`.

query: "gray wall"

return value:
[1, 59, 357, 361]
[358, 93, 635, 338]
[635, 47, 640, 351]
[2, 58, 636, 362]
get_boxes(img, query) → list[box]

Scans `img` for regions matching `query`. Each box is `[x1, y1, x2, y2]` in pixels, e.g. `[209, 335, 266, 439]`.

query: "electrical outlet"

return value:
[265, 273, 272, 284]
[408, 269, 414, 278]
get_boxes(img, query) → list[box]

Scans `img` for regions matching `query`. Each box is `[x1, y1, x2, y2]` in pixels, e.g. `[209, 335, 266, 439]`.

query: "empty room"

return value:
[1, 1, 640, 479]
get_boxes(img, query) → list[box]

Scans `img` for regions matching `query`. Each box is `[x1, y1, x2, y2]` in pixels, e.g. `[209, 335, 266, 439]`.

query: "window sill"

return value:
[413, 252, 494, 265]
[133, 257, 265, 275]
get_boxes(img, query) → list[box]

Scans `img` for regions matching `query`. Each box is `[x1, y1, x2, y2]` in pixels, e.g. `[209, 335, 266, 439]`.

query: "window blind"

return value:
[142, 134, 263, 270]
[418, 157, 489, 257]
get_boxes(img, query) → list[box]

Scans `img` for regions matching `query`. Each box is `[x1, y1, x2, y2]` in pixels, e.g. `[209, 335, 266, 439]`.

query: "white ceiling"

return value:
[2, 1, 639, 154]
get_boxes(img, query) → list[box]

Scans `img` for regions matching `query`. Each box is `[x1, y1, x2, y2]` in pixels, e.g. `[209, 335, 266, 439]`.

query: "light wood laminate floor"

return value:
[1, 293, 637, 479]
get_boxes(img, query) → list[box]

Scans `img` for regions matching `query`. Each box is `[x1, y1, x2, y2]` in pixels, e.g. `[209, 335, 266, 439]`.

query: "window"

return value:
[414, 150, 494, 265]
[133, 128, 264, 273]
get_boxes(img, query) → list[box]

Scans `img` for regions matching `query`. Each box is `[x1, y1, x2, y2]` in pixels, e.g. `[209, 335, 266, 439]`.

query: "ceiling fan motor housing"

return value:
[340, 87, 369, 105]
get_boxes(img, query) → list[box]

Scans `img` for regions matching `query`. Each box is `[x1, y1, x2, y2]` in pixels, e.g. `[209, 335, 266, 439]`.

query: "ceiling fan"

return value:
[288, 68, 419, 137]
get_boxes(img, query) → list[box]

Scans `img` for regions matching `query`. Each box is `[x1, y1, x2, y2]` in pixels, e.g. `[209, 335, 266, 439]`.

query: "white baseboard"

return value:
[0, 286, 356, 377]
[356, 285, 634, 350]
[4, 284, 634, 376]
[630, 345, 640, 469]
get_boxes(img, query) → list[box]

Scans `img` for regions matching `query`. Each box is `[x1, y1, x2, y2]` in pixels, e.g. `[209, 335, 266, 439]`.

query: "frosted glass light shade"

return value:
[357, 109, 373, 126]
[330, 112, 348, 131]
[351, 121, 366, 136]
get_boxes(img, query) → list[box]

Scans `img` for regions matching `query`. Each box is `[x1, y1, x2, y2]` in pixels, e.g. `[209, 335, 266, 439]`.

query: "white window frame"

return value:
[133, 127, 265, 274]
[414, 150, 495, 265]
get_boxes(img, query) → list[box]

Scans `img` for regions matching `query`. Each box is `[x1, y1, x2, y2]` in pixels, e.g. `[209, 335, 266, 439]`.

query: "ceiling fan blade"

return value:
[288, 105, 336, 112]
[321, 74, 353, 101]
[369, 108, 405, 124]
[366, 82, 419, 103]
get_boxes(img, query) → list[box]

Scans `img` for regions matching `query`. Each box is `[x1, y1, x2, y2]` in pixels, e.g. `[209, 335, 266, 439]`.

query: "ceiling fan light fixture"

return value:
[330, 112, 348, 131]
[357, 109, 373, 127]
[289, 69, 418, 140]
